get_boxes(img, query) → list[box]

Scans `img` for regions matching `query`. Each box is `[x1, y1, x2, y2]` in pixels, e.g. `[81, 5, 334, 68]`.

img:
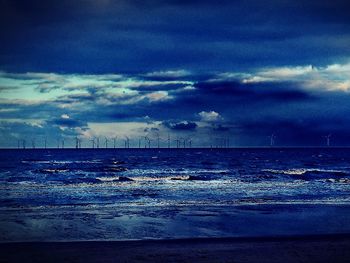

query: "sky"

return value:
[1, 0, 350, 147]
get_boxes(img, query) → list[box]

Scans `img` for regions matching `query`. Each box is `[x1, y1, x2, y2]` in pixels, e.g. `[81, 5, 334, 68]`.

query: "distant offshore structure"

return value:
[11, 133, 339, 149]
[268, 134, 276, 147]
[324, 134, 332, 147]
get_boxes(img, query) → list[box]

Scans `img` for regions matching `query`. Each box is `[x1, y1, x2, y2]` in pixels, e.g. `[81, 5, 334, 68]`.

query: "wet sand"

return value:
[1, 234, 350, 263]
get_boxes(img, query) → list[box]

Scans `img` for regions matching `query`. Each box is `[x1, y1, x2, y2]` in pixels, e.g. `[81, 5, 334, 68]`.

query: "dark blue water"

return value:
[0, 148, 350, 241]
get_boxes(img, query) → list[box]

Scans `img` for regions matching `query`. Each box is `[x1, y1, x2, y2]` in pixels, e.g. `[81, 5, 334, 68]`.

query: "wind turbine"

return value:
[61, 139, 65, 149]
[324, 134, 332, 147]
[22, 139, 26, 149]
[215, 138, 220, 148]
[167, 133, 171, 148]
[174, 138, 180, 148]
[96, 137, 100, 148]
[105, 137, 109, 148]
[148, 137, 151, 148]
[90, 138, 95, 149]
[156, 133, 160, 148]
[187, 138, 192, 148]
[113, 137, 117, 149]
[269, 134, 276, 147]
[144, 136, 151, 148]
[75, 137, 79, 149]
[124, 136, 130, 148]
[144, 136, 147, 148]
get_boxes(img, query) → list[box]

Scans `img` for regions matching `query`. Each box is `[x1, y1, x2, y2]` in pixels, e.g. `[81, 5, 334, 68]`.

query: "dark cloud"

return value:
[0, 86, 20, 91]
[234, 116, 350, 147]
[212, 124, 230, 132]
[0, 120, 80, 148]
[144, 127, 160, 133]
[1, 0, 349, 72]
[1, 66, 350, 146]
[194, 80, 314, 102]
[129, 83, 187, 92]
[47, 117, 87, 129]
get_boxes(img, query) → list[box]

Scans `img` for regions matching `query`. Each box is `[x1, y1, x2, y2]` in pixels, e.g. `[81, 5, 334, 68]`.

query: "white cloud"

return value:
[0, 71, 191, 106]
[86, 121, 161, 138]
[241, 65, 315, 83]
[232, 61, 350, 92]
[199, 111, 222, 122]
[61, 114, 70, 119]
[145, 91, 173, 102]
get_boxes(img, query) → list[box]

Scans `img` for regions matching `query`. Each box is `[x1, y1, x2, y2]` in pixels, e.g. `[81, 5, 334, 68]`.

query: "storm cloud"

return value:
[1, 1, 350, 147]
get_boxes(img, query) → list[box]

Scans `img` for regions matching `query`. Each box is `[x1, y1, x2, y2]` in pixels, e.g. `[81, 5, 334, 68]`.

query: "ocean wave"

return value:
[262, 168, 349, 177]
[63, 177, 102, 184]
[170, 175, 211, 181]
[22, 160, 103, 164]
[6, 176, 34, 182]
[325, 178, 350, 184]
[39, 169, 70, 174]
[96, 175, 215, 182]
[125, 169, 230, 176]
[22, 160, 51, 164]
[96, 176, 134, 182]
[35, 166, 128, 174]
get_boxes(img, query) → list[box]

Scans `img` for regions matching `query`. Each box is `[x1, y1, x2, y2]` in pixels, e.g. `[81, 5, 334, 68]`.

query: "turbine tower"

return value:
[90, 138, 95, 149]
[124, 136, 130, 148]
[105, 137, 109, 148]
[187, 138, 192, 148]
[269, 134, 276, 147]
[75, 137, 79, 149]
[174, 138, 180, 148]
[156, 133, 160, 148]
[113, 137, 117, 149]
[144, 136, 151, 148]
[324, 134, 332, 147]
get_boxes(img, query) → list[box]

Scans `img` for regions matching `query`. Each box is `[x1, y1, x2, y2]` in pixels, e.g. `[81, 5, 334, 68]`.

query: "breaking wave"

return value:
[262, 168, 349, 179]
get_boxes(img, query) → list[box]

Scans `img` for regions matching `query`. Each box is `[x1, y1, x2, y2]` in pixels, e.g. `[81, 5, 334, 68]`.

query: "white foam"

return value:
[262, 168, 346, 175]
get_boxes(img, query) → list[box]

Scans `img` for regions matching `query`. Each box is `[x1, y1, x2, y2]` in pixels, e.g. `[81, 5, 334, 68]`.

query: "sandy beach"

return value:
[1, 234, 350, 263]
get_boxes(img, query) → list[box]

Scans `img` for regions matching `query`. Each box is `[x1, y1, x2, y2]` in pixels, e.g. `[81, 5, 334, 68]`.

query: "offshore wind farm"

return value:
[12, 133, 339, 149]
[1, 0, 350, 262]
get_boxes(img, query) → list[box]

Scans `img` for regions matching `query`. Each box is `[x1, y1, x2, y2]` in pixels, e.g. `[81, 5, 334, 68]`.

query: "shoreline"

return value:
[2, 146, 350, 150]
[1, 234, 350, 262]
[2, 232, 350, 244]
[2, 204, 350, 242]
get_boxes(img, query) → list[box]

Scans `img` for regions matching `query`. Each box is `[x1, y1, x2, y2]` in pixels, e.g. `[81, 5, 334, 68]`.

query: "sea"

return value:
[0, 148, 350, 242]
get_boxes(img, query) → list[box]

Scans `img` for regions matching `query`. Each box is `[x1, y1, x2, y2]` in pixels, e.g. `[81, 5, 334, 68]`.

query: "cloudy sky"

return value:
[1, 0, 350, 147]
